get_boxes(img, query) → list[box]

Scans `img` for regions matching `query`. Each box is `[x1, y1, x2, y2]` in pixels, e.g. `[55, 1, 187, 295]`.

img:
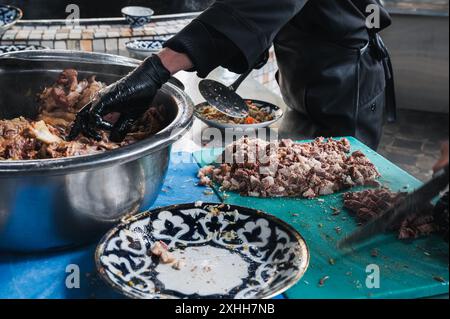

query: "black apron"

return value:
[274, 3, 396, 150]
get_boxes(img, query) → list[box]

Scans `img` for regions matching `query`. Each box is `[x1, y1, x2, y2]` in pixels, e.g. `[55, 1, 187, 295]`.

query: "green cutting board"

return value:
[193, 137, 449, 299]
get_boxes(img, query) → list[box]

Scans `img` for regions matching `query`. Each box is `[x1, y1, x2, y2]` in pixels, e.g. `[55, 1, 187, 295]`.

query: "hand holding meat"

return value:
[68, 55, 171, 142]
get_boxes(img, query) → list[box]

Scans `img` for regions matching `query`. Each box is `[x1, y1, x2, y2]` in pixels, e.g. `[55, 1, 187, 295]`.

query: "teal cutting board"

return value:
[193, 137, 449, 299]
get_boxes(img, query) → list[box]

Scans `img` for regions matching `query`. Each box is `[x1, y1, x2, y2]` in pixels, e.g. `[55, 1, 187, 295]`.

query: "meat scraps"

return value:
[0, 69, 164, 161]
[343, 188, 439, 239]
[198, 137, 380, 198]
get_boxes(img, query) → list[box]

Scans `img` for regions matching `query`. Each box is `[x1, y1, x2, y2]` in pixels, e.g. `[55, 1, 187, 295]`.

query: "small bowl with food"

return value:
[194, 99, 283, 130]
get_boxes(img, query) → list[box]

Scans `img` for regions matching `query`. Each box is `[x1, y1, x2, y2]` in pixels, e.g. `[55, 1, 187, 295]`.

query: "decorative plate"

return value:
[194, 99, 284, 130]
[96, 202, 309, 299]
[0, 44, 49, 55]
[125, 37, 171, 59]
[0, 4, 23, 33]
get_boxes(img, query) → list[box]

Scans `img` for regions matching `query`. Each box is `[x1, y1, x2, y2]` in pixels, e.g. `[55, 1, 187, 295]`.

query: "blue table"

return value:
[0, 152, 223, 299]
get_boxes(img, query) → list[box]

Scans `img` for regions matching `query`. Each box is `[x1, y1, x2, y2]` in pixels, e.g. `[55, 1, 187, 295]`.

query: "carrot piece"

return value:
[245, 117, 256, 124]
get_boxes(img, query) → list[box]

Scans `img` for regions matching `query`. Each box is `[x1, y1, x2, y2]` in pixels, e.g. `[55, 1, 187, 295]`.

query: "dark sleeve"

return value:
[164, 0, 308, 77]
[164, 19, 247, 78]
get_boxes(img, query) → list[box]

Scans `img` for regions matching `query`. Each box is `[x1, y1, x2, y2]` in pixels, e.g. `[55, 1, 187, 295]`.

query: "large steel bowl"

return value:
[0, 50, 194, 252]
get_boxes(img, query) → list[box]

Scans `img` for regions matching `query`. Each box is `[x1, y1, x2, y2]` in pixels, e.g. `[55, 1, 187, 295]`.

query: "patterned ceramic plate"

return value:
[126, 39, 165, 52]
[125, 37, 171, 59]
[0, 44, 49, 55]
[96, 202, 309, 299]
[194, 99, 284, 130]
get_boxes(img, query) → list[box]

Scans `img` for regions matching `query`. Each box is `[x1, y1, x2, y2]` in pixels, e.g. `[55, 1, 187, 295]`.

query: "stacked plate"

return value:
[125, 36, 172, 59]
[0, 4, 22, 34]
[0, 44, 49, 55]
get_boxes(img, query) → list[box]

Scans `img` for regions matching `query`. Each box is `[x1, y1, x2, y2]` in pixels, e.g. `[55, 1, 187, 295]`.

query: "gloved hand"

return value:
[433, 141, 449, 173]
[68, 55, 171, 142]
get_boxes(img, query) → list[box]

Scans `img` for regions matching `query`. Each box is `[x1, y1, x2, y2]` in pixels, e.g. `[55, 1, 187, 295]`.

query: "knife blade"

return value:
[338, 165, 449, 249]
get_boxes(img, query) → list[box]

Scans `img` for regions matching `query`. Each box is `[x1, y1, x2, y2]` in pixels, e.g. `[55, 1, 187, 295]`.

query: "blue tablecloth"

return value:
[0, 152, 225, 299]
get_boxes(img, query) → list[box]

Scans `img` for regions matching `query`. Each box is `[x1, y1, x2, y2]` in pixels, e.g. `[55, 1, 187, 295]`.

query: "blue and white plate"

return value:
[96, 202, 309, 299]
[125, 37, 170, 59]
[0, 4, 23, 33]
[0, 44, 49, 55]
[121, 6, 154, 28]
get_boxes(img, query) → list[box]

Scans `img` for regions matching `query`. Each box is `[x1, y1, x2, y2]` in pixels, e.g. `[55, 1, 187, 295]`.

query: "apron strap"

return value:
[369, 33, 397, 123]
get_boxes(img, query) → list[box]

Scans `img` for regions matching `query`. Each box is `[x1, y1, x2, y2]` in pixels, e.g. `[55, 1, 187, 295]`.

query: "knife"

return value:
[338, 165, 449, 249]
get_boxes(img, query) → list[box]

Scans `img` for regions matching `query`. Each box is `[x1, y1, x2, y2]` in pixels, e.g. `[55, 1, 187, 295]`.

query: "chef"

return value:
[70, 0, 396, 150]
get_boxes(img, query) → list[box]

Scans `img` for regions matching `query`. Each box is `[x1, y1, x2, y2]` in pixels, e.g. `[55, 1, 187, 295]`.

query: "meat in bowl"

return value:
[0, 69, 164, 160]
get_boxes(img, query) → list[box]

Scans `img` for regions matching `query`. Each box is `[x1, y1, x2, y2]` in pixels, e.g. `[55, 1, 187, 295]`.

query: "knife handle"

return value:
[433, 164, 449, 184]
[427, 164, 449, 200]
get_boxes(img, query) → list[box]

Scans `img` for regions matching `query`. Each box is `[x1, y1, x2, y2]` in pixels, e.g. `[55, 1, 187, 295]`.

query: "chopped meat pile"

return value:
[343, 188, 439, 239]
[0, 69, 164, 161]
[198, 137, 380, 198]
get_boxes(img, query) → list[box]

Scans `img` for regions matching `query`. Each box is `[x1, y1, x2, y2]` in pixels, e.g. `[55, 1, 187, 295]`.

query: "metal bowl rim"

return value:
[0, 49, 143, 67]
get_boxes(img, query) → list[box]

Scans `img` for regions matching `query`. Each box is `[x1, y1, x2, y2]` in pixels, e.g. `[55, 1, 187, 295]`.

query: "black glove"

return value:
[68, 55, 171, 142]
